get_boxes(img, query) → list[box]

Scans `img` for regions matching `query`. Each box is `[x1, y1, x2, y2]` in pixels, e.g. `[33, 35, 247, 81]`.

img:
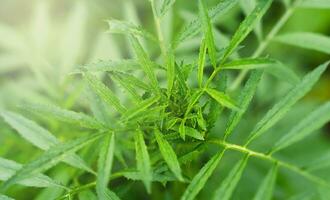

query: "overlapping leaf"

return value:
[245, 61, 329, 146]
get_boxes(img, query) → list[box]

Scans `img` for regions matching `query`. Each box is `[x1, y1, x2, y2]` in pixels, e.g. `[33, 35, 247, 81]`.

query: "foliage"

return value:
[0, 0, 330, 199]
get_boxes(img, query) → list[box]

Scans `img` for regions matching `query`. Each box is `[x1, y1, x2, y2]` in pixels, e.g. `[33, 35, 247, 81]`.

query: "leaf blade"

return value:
[253, 163, 278, 200]
[107, 20, 157, 42]
[245, 61, 329, 146]
[96, 133, 116, 200]
[22, 103, 103, 129]
[0, 157, 64, 189]
[181, 150, 226, 200]
[220, 0, 272, 64]
[84, 73, 126, 114]
[135, 130, 152, 193]
[1, 111, 94, 174]
[270, 101, 330, 154]
[205, 88, 239, 110]
[199, 0, 217, 68]
[155, 129, 183, 181]
[224, 70, 263, 140]
[212, 155, 249, 200]
[0, 133, 104, 192]
[275, 32, 330, 54]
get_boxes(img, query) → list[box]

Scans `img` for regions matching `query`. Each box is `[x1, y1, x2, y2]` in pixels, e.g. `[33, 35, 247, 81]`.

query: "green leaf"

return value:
[179, 120, 186, 140]
[199, 0, 217, 68]
[166, 48, 176, 96]
[252, 163, 278, 200]
[172, 0, 238, 48]
[0, 157, 64, 188]
[185, 89, 204, 116]
[130, 36, 160, 93]
[184, 126, 204, 140]
[205, 88, 239, 110]
[121, 96, 160, 121]
[220, 0, 272, 64]
[105, 189, 121, 200]
[275, 32, 330, 54]
[264, 62, 300, 85]
[299, 0, 330, 9]
[111, 73, 141, 101]
[1, 111, 94, 174]
[155, 129, 183, 181]
[135, 129, 152, 193]
[270, 101, 330, 154]
[96, 133, 115, 200]
[158, 0, 176, 17]
[107, 20, 157, 41]
[0, 133, 104, 192]
[222, 58, 276, 70]
[84, 73, 126, 114]
[197, 38, 207, 87]
[71, 59, 138, 74]
[0, 194, 14, 200]
[305, 151, 330, 171]
[245, 61, 329, 146]
[206, 72, 228, 130]
[224, 70, 263, 140]
[239, 0, 263, 40]
[23, 103, 104, 129]
[212, 154, 249, 200]
[181, 150, 226, 200]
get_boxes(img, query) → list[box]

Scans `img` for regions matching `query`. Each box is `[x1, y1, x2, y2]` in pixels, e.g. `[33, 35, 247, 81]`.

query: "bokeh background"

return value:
[0, 0, 329, 199]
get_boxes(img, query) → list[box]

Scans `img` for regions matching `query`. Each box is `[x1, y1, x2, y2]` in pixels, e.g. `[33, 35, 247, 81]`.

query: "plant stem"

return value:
[150, 1, 167, 59]
[208, 138, 330, 189]
[230, 1, 301, 91]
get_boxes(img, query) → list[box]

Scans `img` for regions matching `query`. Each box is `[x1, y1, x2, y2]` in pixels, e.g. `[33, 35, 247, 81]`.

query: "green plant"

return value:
[1, 0, 330, 199]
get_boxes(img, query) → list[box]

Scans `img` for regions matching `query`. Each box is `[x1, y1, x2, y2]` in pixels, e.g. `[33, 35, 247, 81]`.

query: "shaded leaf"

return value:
[96, 133, 115, 200]
[181, 150, 226, 200]
[84, 73, 126, 114]
[1, 111, 94, 174]
[212, 155, 249, 200]
[264, 62, 300, 85]
[275, 32, 330, 54]
[135, 130, 152, 193]
[0, 133, 104, 192]
[245, 61, 329, 146]
[253, 163, 278, 200]
[155, 129, 183, 181]
[270, 101, 330, 154]
[224, 70, 263, 140]
[0, 157, 63, 188]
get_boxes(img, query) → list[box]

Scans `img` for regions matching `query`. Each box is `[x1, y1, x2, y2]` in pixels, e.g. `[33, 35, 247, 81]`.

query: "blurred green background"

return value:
[0, 0, 329, 199]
